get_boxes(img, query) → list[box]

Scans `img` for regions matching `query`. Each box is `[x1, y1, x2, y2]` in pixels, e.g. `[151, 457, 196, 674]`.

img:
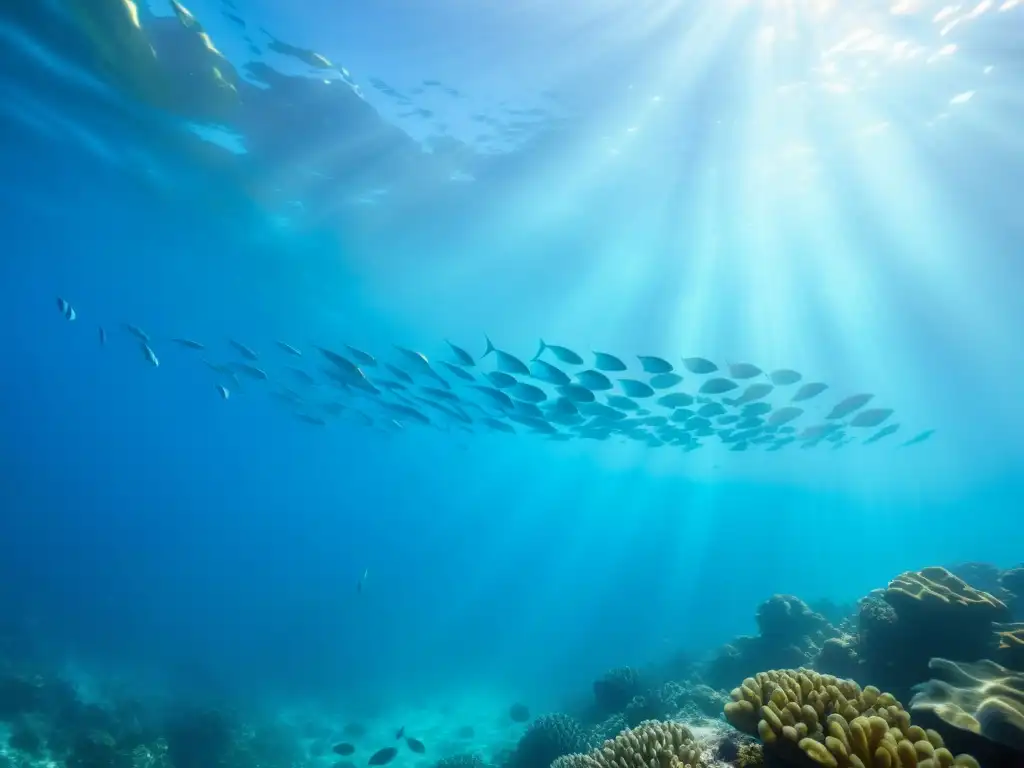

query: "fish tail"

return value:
[483, 335, 495, 357]
[531, 339, 547, 361]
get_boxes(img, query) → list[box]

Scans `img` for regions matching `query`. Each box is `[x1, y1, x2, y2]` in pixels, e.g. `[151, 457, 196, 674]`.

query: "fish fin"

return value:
[531, 339, 547, 362]
[483, 335, 495, 357]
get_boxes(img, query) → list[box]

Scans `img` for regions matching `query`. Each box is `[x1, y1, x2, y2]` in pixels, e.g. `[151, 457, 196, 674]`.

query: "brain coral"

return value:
[509, 714, 594, 768]
[551, 721, 702, 768]
[723, 667, 979, 768]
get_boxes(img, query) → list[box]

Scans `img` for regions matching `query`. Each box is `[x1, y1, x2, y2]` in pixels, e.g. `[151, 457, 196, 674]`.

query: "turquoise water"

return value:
[1, 2, 1022, 768]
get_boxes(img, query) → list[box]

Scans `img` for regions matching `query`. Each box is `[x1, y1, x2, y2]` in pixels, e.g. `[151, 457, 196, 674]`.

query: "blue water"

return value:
[0, 0, 1023, 764]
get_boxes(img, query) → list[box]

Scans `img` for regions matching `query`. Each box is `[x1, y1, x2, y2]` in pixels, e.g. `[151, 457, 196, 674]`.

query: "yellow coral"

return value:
[551, 721, 702, 768]
[724, 668, 979, 768]
[886, 568, 1008, 615]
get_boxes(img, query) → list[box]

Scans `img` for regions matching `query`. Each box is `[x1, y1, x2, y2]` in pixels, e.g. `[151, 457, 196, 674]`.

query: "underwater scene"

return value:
[1, 1, 1024, 768]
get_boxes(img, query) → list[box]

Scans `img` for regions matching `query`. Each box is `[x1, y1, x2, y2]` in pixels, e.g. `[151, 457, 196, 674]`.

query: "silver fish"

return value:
[619, 379, 655, 398]
[487, 371, 517, 389]
[637, 355, 673, 374]
[141, 343, 159, 367]
[172, 338, 205, 350]
[230, 340, 259, 360]
[508, 382, 547, 403]
[483, 337, 530, 375]
[56, 297, 76, 321]
[607, 395, 640, 411]
[530, 360, 571, 386]
[767, 406, 803, 426]
[98, 327, 106, 345]
[533, 340, 584, 365]
[792, 382, 828, 402]
[557, 384, 596, 403]
[276, 341, 303, 356]
[769, 369, 802, 386]
[729, 383, 774, 406]
[682, 357, 717, 374]
[658, 392, 695, 408]
[728, 362, 762, 379]
[827, 394, 873, 420]
[850, 407, 893, 428]
[649, 373, 683, 389]
[441, 361, 475, 382]
[864, 423, 900, 444]
[576, 370, 613, 390]
[124, 323, 148, 342]
[346, 345, 377, 367]
[593, 351, 627, 371]
[699, 378, 738, 395]
[217, 385, 230, 400]
[446, 340, 475, 367]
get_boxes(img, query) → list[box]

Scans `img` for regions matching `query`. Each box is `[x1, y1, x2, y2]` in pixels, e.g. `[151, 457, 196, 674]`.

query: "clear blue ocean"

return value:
[1, 2, 1022, 768]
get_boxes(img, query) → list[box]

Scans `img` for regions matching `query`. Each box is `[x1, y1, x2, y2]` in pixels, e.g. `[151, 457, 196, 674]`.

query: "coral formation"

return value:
[994, 623, 1024, 671]
[1000, 568, 1024, 620]
[910, 658, 1024, 766]
[705, 597, 838, 690]
[625, 683, 686, 727]
[551, 720, 703, 768]
[723, 667, 979, 767]
[509, 714, 595, 768]
[436, 755, 492, 768]
[594, 668, 644, 715]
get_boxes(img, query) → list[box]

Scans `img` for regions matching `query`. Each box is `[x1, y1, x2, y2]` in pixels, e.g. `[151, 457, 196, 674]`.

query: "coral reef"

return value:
[1000, 568, 1024, 620]
[994, 624, 1024, 671]
[551, 721, 703, 768]
[625, 683, 686, 728]
[705, 597, 837, 690]
[910, 658, 1024, 767]
[723, 667, 979, 767]
[593, 668, 644, 716]
[508, 714, 595, 768]
[436, 755, 493, 768]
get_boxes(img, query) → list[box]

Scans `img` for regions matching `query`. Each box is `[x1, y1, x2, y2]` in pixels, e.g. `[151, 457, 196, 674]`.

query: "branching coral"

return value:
[723, 667, 979, 768]
[551, 721, 702, 768]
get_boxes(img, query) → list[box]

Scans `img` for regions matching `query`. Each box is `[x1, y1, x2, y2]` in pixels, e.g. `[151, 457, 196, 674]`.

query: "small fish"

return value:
[56, 297, 76, 321]
[395, 727, 405, 740]
[557, 384, 596, 403]
[483, 337, 530, 375]
[849, 407, 893, 428]
[769, 369, 802, 386]
[682, 357, 717, 374]
[394, 346, 432, 371]
[742, 402, 773, 417]
[699, 378, 738, 395]
[217, 385, 230, 400]
[472, 386, 515, 411]
[441, 361, 475, 382]
[405, 738, 425, 754]
[827, 394, 873, 420]
[900, 429, 934, 447]
[508, 382, 547, 403]
[295, 414, 327, 426]
[346, 345, 377, 367]
[446, 340, 475, 366]
[172, 338, 205, 350]
[649, 373, 683, 389]
[530, 360, 571, 386]
[141, 343, 159, 367]
[333, 744, 355, 756]
[607, 395, 640, 411]
[318, 346, 362, 377]
[619, 379, 655, 398]
[276, 340, 302, 356]
[481, 417, 515, 433]
[638, 355, 673, 374]
[124, 323, 149, 342]
[658, 392, 695, 408]
[576, 370, 613, 391]
[288, 367, 316, 386]
[767, 406, 803, 426]
[356, 568, 369, 593]
[533, 340, 584, 365]
[98, 327, 106, 345]
[234, 363, 269, 380]
[864, 423, 900, 444]
[728, 362, 763, 379]
[487, 371, 517, 389]
[697, 402, 725, 418]
[593, 351, 627, 371]
[385, 364, 414, 384]
[792, 382, 828, 402]
[728, 383, 774, 406]
[229, 340, 259, 360]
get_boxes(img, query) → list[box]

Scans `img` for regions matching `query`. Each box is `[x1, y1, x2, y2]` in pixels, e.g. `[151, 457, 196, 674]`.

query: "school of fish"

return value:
[54, 297, 936, 453]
